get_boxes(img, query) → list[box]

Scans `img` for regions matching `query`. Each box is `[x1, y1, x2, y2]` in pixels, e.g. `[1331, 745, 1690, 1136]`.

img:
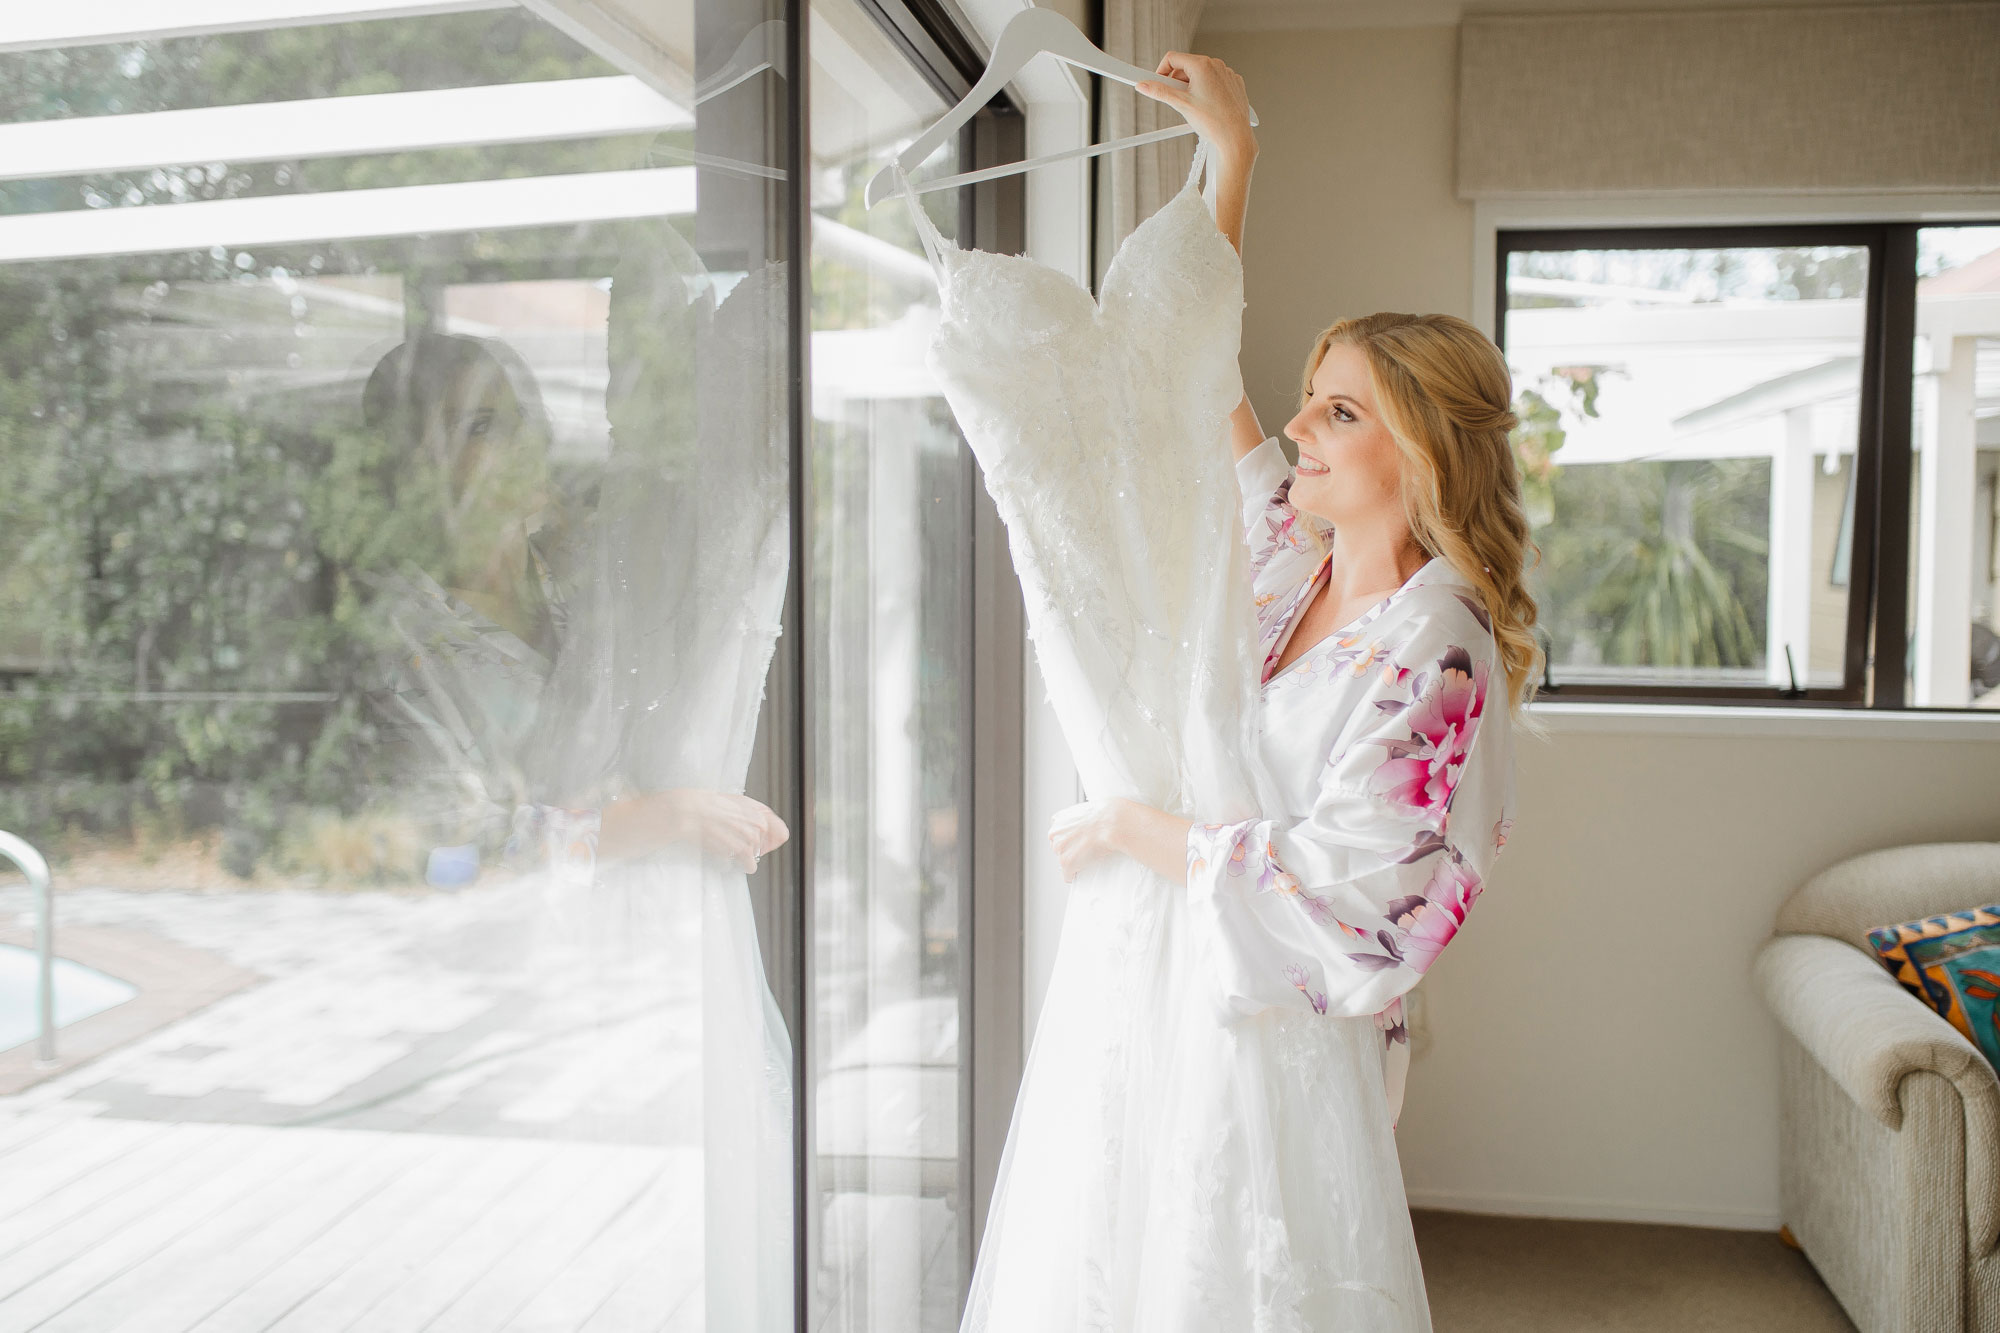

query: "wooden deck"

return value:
[0, 1113, 699, 1332]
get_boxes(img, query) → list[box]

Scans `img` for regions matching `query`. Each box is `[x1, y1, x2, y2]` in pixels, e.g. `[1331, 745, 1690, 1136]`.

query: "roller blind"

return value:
[1457, 2, 2000, 198]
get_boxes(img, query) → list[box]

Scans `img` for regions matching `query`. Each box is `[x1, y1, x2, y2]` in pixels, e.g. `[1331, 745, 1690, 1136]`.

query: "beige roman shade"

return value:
[1456, 2, 2000, 198]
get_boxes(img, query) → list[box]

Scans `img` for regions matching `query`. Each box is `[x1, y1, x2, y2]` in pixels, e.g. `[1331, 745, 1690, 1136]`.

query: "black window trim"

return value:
[785, 0, 1027, 1326]
[1497, 220, 2000, 711]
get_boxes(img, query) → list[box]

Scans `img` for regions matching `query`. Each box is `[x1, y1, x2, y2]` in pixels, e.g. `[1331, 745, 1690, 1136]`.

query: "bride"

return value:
[1033, 53, 1539, 1327]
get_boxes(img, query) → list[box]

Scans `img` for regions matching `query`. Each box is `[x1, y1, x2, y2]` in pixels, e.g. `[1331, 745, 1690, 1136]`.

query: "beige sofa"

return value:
[1755, 843, 2000, 1333]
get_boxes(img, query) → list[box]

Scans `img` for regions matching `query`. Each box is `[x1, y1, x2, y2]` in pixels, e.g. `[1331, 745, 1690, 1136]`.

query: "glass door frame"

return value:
[775, 0, 1028, 1320]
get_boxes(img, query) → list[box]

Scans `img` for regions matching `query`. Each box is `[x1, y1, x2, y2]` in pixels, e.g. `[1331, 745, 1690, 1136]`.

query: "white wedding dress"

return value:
[898, 146, 1433, 1331]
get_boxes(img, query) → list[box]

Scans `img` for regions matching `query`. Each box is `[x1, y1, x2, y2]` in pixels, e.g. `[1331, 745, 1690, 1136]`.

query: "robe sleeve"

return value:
[1185, 601, 1513, 1021]
[1236, 436, 1331, 592]
[1236, 435, 1291, 543]
[507, 802, 602, 890]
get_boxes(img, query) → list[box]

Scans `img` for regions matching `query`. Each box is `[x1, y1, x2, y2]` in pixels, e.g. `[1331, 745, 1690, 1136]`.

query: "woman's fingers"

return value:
[1144, 52, 1194, 100]
[1048, 802, 1104, 882]
[1137, 51, 1252, 149]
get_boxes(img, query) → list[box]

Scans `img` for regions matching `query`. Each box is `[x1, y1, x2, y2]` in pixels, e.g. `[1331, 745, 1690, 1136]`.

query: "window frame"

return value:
[783, 0, 1028, 1319]
[0, 2, 1027, 1327]
[1495, 219, 2000, 711]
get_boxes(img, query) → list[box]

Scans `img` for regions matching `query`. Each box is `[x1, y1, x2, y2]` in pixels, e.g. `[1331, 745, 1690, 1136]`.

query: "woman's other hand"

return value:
[1048, 799, 1127, 883]
[1049, 798, 1196, 884]
[1138, 52, 1256, 166]
[601, 788, 789, 872]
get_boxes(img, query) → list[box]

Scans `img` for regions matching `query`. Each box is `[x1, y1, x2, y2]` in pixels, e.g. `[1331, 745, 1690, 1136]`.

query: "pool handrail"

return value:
[0, 831, 53, 1063]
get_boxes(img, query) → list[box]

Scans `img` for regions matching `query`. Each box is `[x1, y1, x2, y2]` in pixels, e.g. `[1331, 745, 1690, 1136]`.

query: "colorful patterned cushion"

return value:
[1866, 905, 2000, 1070]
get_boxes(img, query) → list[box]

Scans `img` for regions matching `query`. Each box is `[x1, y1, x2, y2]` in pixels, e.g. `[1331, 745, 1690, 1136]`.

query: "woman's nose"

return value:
[1282, 411, 1309, 447]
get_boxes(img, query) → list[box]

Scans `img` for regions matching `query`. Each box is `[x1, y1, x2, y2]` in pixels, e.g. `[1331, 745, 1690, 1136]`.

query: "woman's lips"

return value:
[1297, 453, 1330, 476]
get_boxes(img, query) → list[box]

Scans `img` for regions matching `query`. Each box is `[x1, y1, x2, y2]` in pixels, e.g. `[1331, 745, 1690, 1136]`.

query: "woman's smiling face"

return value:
[1282, 342, 1404, 525]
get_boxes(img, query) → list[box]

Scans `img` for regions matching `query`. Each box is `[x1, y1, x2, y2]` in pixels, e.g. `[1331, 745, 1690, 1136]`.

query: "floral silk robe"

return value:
[1185, 437, 1518, 1122]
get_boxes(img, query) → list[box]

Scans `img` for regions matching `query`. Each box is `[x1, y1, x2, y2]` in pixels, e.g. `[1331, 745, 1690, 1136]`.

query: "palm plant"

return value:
[1540, 458, 1769, 670]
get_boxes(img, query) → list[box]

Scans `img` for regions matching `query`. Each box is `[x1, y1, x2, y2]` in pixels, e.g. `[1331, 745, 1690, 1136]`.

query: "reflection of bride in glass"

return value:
[353, 327, 788, 876]
[347, 230, 795, 1329]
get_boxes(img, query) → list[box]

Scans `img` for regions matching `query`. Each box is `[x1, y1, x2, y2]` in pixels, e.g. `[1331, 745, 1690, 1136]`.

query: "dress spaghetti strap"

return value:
[1184, 136, 1209, 193]
[891, 163, 950, 276]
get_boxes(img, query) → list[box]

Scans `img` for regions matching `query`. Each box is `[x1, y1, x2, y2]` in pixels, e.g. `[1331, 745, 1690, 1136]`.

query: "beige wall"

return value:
[1400, 720, 2000, 1227]
[1195, 19, 2000, 1228]
[1198, 26, 1473, 437]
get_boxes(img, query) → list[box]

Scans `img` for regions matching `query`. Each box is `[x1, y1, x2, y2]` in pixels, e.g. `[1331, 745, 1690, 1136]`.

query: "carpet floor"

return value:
[1412, 1210, 1858, 1332]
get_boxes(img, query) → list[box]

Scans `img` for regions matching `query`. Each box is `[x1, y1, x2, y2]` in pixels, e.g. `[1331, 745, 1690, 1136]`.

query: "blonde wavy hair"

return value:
[1301, 312, 1543, 713]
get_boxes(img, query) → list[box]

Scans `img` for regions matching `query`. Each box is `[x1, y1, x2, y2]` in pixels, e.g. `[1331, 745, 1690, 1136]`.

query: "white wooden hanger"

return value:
[696, 19, 785, 105]
[640, 22, 789, 181]
[862, 7, 1257, 209]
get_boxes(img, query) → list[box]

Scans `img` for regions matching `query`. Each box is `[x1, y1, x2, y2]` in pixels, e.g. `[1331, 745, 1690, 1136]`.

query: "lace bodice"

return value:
[907, 148, 1263, 820]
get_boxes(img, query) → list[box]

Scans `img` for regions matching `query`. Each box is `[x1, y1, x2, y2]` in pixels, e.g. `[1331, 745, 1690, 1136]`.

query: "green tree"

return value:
[1536, 458, 1770, 673]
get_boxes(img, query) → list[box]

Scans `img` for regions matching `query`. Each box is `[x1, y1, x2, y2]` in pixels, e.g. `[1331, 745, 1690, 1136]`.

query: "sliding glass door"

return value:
[805, 2, 976, 1328]
[0, 1, 801, 1327]
[0, 2, 1015, 1328]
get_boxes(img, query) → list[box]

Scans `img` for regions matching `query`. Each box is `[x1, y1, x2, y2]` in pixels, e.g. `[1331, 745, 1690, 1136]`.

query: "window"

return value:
[805, 0, 1021, 1326]
[1909, 226, 2000, 708]
[1499, 222, 2000, 709]
[0, 1, 1022, 1327]
[0, 4, 802, 1324]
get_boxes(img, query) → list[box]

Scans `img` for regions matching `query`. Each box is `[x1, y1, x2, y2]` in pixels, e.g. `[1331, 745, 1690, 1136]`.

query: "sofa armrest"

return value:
[1757, 931, 2000, 1254]
[1757, 933, 1997, 1129]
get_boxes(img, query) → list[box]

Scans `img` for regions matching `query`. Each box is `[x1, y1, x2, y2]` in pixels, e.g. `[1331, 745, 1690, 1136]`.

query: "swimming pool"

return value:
[0, 942, 137, 1054]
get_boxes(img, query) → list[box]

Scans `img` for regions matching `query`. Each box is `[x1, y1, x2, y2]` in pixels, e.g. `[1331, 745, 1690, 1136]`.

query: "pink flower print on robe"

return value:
[1383, 853, 1483, 974]
[1282, 963, 1330, 1015]
[1182, 567, 1513, 1028]
[1375, 995, 1408, 1046]
[1339, 634, 1390, 679]
[1368, 645, 1489, 825]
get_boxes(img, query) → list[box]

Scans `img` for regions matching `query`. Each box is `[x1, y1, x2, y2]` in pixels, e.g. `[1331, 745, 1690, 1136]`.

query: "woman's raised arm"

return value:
[1139, 52, 1257, 252]
[1140, 55, 1263, 459]
[1229, 396, 1265, 461]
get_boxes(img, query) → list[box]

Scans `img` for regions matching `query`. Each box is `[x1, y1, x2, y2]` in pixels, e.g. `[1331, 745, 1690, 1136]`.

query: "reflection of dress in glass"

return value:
[899, 148, 1437, 1330]
[354, 229, 794, 1331]
[571, 227, 794, 1333]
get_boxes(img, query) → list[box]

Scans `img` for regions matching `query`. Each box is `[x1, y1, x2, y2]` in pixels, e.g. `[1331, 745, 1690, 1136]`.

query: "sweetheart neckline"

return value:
[925, 166, 1232, 313]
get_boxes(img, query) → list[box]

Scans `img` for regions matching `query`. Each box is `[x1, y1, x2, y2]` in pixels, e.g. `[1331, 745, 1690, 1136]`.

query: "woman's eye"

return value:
[1332, 405, 1355, 423]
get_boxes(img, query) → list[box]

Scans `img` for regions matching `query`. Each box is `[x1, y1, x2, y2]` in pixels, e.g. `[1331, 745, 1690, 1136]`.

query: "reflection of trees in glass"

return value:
[0, 263, 384, 865]
[810, 158, 950, 332]
[0, 18, 697, 873]
[0, 239, 649, 875]
[913, 411, 968, 997]
[1536, 459, 1770, 672]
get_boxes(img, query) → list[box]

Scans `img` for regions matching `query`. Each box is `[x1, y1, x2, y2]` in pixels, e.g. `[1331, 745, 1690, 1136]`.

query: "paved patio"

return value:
[0, 878, 710, 1329]
[0, 881, 700, 1142]
[0, 1110, 698, 1330]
